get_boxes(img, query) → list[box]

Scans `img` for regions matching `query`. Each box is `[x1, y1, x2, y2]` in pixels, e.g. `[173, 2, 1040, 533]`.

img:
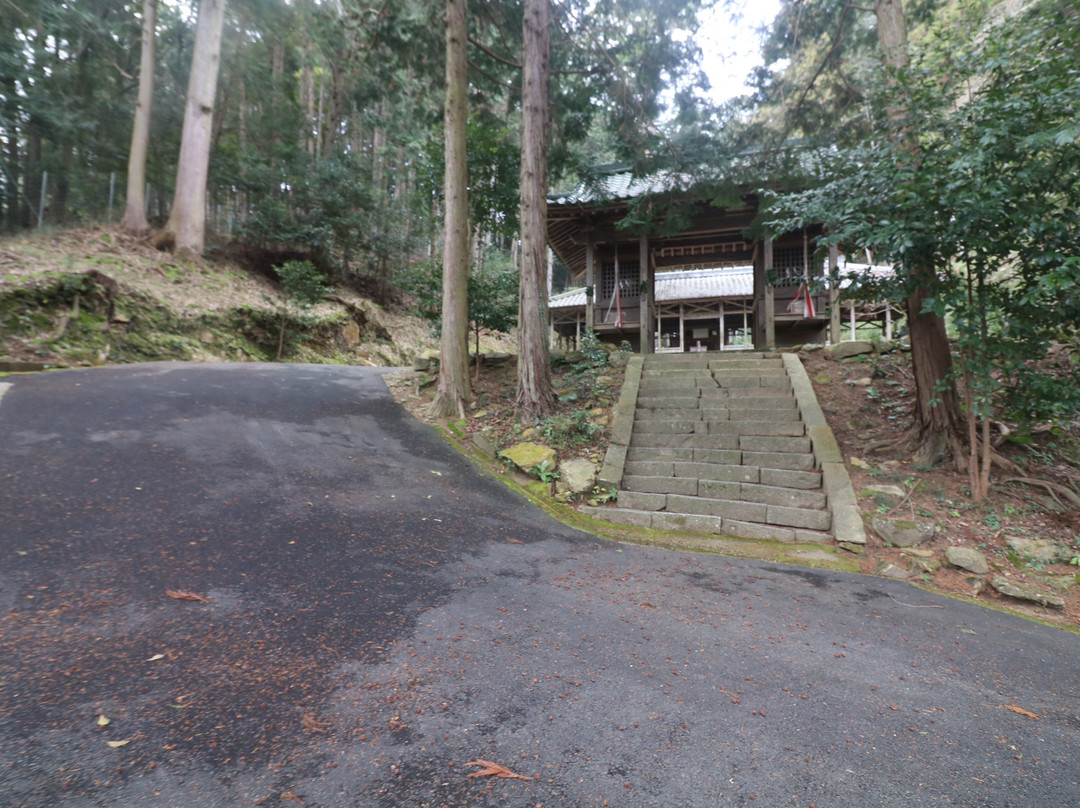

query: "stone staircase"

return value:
[585, 352, 838, 543]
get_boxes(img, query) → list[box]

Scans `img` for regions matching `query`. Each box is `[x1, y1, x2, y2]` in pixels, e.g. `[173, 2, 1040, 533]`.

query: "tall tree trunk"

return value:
[515, 0, 555, 421]
[428, 0, 471, 419]
[3, 127, 16, 230]
[164, 0, 227, 260]
[874, 0, 965, 468]
[121, 0, 157, 234]
[24, 120, 41, 228]
[53, 143, 72, 224]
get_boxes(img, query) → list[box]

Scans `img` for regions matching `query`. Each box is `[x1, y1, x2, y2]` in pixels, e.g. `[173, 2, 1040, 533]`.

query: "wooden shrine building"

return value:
[546, 167, 861, 353]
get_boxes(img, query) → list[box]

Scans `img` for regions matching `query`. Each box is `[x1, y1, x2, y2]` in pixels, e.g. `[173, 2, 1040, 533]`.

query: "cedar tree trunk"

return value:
[164, 0, 227, 260]
[875, 0, 965, 468]
[121, 0, 156, 234]
[428, 0, 471, 418]
[515, 0, 555, 421]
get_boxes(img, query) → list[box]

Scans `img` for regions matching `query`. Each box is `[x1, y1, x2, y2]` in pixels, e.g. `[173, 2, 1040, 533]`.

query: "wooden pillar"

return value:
[547, 247, 555, 348]
[679, 304, 685, 353]
[585, 231, 595, 333]
[828, 243, 841, 345]
[639, 234, 652, 353]
[885, 305, 893, 341]
[764, 236, 776, 351]
[719, 303, 725, 351]
[850, 303, 857, 340]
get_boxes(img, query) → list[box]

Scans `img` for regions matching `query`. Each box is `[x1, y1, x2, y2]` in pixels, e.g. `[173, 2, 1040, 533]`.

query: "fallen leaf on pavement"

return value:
[146, 653, 165, 662]
[301, 712, 332, 734]
[1004, 705, 1040, 719]
[466, 760, 537, 781]
[97, 714, 111, 727]
[166, 589, 209, 604]
[280, 790, 305, 804]
[106, 739, 130, 748]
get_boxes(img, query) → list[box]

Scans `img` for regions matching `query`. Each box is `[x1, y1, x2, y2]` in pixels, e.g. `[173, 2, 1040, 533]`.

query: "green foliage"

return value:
[765, 0, 1080, 430]
[398, 249, 519, 352]
[587, 485, 618, 507]
[265, 260, 330, 360]
[557, 330, 615, 405]
[536, 408, 605, 450]
[534, 459, 560, 484]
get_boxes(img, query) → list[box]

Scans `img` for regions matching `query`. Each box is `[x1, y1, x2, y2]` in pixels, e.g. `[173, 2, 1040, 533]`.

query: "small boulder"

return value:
[946, 546, 990, 575]
[1006, 537, 1069, 565]
[874, 560, 911, 581]
[471, 433, 498, 459]
[411, 355, 431, 372]
[500, 442, 557, 476]
[862, 484, 906, 499]
[872, 516, 935, 548]
[990, 575, 1065, 609]
[849, 457, 872, 470]
[827, 340, 875, 360]
[557, 458, 597, 495]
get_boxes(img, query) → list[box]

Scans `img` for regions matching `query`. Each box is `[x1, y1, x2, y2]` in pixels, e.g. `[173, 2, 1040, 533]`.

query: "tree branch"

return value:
[770, 0, 855, 151]
[468, 60, 515, 90]
[468, 35, 521, 70]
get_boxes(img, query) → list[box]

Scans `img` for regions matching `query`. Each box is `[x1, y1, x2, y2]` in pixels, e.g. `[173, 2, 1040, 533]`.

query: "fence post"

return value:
[108, 172, 116, 220]
[37, 171, 48, 228]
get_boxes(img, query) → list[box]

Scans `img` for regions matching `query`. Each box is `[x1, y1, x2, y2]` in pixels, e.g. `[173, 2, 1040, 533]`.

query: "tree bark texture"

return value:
[165, 0, 227, 260]
[428, 0, 471, 419]
[121, 0, 157, 234]
[874, 0, 965, 467]
[515, 0, 555, 421]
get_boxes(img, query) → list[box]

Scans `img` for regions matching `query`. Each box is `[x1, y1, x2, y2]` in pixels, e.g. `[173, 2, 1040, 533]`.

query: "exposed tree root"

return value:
[1001, 477, 1080, 509]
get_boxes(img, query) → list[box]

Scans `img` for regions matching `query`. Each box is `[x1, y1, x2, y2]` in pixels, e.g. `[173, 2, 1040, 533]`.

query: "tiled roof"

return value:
[548, 168, 698, 207]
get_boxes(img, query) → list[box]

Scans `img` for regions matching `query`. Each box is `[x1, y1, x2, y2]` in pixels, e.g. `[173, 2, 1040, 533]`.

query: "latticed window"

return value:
[599, 260, 640, 305]
[772, 246, 807, 285]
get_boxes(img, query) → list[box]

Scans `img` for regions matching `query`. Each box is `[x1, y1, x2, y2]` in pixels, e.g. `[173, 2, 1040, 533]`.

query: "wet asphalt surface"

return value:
[0, 362, 1078, 808]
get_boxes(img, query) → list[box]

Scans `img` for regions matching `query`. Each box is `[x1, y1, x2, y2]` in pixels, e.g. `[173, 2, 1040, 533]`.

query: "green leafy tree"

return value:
[766, 0, 1080, 496]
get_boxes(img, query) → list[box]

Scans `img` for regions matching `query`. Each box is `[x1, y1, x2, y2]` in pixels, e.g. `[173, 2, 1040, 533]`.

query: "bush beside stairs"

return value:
[585, 352, 867, 547]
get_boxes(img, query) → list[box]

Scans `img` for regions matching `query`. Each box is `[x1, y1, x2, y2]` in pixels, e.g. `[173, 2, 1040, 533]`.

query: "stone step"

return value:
[690, 421, 806, 437]
[701, 388, 795, 399]
[637, 382, 710, 394]
[701, 397, 798, 410]
[712, 365, 788, 376]
[739, 435, 812, 453]
[640, 368, 717, 378]
[620, 476, 825, 510]
[579, 505, 828, 544]
[636, 409, 703, 421]
[630, 434, 742, 450]
[609, 492, 832, 532]
[622, 451, 822, 486]
[637, 397, 703, 410]
[741, 450, 816, 470]
[635, 409, 803, 425]
[693, 408, 801, 422]
[631, 422, 806, 441]
[707, 359, 784, 371]
[715, 375, 792, 390]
